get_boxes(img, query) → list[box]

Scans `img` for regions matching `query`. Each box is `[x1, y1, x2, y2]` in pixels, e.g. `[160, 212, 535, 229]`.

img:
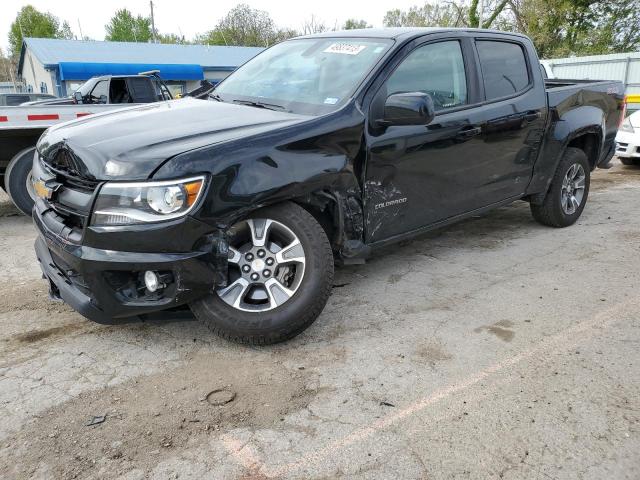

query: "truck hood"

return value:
[37, 98, 310, 180]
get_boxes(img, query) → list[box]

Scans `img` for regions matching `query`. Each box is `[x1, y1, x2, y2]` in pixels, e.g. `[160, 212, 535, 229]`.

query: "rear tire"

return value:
[530, 147, 590, 228]
[5, 147, 36, 216]
[190, 202, 334, 345]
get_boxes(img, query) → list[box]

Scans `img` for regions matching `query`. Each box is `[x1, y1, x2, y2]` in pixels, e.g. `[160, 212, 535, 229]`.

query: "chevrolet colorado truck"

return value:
[31, 28, 623, 344]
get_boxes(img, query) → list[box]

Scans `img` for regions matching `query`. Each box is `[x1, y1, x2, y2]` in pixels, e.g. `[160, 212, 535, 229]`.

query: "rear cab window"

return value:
[476, 40, 530, 101]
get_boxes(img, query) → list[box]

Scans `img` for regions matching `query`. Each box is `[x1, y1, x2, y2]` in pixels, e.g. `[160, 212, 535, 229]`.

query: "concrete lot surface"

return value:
[1, 162, 639, 479]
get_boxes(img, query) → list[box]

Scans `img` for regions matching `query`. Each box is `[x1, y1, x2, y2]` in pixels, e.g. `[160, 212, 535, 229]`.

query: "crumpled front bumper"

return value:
[34, 201, 227, 324]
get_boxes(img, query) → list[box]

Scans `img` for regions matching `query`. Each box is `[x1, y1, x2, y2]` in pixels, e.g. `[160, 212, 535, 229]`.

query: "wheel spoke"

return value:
[563, 193, 572, 213]
[572, 165, 583, 181]
[247, 219, 273, 248]
[570, 195, 580, 210]
[275, 239, 305, 265]
[217, 278, 250, 308]
[228, 246, 242, 264]
[265, 278, 295, 308]
[574, 176, 585, 189]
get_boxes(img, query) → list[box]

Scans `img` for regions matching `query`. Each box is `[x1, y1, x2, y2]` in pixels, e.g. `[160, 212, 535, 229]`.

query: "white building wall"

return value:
[21, 48, 57, 95]
[542, 52, 640, 95]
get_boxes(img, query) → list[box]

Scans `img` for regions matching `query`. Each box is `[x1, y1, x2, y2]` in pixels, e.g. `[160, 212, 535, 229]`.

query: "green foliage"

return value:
[104, 9, 152, 42]
[343, 19, 372, 30]
[8, 5, 73, 58]
[384, 2, 466, 27]
[198, 4, 294, 47]
[384, 0, 640, 58]
[158, 33, 189, 44]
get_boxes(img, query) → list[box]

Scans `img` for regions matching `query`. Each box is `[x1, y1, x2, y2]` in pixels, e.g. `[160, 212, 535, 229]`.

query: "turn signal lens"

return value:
[184, 179, 204, 207]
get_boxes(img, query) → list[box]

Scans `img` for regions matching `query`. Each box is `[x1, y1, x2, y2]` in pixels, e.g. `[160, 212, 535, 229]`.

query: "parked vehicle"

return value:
[0, 72, 174, 215]
[616, 110, 640, 165]
[0, 93, 57, 106]
[31, 28, 623, 344]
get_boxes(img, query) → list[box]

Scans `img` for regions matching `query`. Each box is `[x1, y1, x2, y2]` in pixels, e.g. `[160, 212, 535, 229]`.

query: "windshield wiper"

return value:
[210, 93, 223, 102]
[231, 99, 288, 112]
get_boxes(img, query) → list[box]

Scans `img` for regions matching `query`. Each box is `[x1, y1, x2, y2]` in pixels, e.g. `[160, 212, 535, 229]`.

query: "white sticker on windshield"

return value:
[324, 97, 339, 105]
[323, 43, 367, 55]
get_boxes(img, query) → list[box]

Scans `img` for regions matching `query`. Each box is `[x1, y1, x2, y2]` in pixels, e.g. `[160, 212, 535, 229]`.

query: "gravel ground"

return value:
[1, 161, 639, 479]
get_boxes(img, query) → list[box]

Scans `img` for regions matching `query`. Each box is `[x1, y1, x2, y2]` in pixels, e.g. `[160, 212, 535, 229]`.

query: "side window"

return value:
[386, 40, 468, 112]
[89, 80, 109, 103]
[127, 78, 157, 103]
[476, 41, 530, 101]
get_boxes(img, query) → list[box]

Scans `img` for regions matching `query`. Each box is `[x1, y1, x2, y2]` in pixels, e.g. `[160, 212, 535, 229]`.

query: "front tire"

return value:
[5, 147, 37, 216]
[190, 202, 334, 345]
[530, 147, 590, 228]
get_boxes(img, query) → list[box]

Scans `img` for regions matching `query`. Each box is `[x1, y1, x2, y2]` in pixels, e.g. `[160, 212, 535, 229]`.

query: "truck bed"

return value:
[545, 78, 623, 108]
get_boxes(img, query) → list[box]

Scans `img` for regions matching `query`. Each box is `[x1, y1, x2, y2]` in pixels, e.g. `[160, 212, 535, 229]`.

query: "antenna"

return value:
[77, 18, 84, 40]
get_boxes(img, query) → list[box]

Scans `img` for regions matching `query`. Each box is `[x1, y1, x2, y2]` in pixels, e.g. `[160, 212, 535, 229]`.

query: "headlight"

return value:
[620, 118, 634, 133]
[91, 176, 206, 226]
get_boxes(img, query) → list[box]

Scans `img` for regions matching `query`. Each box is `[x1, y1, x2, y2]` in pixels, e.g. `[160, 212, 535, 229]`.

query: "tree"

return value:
[384, 0, 640, 58]
[507, 0, 640, 57]
[105, 9, 152, 42]
[301, 15, 335, 35]
[343, 19, 372, 30]
[0, 48, 15, 83]
[198, 4, 290, 47]
[8, 5, 74, 58]
[158, 33, 189, 44]
[383, 2, 467, 28]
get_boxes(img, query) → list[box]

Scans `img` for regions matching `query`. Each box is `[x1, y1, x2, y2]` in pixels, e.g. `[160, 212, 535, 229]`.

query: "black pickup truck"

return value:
[31, 28, 623, 344]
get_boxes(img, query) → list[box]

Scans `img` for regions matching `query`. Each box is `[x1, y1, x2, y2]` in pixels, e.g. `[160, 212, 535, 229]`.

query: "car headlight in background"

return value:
[91, 176, 206, 226]
[619, 117, 635, 133]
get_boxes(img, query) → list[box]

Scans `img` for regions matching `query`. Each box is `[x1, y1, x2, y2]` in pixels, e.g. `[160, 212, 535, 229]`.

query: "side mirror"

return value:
[98, 94, 108, 104]
[73, 91, 83, 104]
[380, 92, 435, 127]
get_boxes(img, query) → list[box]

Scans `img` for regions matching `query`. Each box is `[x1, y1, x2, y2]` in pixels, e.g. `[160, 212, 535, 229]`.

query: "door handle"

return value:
[524, 111, 540, 122]
[456, 126, 482, 140]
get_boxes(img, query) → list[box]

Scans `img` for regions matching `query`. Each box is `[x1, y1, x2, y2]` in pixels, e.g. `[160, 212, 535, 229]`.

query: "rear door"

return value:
[470, 36, 547, 201]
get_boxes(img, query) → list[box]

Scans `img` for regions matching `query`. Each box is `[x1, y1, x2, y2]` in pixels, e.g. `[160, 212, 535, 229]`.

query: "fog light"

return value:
[144, 270, 161, 292]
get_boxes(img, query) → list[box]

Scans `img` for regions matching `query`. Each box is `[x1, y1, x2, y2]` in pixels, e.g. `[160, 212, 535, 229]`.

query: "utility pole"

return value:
[150, 1, 157, 43]
[77, 18, 84, 40]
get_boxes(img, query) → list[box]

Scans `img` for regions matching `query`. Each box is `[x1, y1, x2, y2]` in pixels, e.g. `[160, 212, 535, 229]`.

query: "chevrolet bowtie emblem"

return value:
[33, 179, 55, 200]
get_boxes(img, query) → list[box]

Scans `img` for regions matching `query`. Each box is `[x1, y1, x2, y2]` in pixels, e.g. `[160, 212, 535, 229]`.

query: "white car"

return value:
[616, 110, 640, 165]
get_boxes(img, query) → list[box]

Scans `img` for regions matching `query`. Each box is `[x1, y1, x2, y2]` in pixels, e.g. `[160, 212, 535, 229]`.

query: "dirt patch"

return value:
[0, 354, 315, 480]
[0, 280, 67, 313]
[12, 323, 85, 344]
[0, 199, 21, 217]
[474, 320, 515, 342]
[414, 341, 453, 364]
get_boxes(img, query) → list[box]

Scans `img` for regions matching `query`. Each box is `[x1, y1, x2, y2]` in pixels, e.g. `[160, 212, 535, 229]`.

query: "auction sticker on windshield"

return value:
[323, 43, 367, 55]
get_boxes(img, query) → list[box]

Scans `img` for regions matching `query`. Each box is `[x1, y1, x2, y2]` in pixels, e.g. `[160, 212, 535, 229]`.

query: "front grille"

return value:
[616, 142, 628, 153]
[41, 148, 99, 231]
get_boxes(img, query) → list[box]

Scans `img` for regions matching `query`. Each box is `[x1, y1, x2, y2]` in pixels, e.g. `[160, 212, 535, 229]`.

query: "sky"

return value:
[0, 0, 422, 52]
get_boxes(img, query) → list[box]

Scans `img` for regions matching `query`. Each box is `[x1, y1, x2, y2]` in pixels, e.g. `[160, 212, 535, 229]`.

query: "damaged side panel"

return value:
[154, 104, 368, 259]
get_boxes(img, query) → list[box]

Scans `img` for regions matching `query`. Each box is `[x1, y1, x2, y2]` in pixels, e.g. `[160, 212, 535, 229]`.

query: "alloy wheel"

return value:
[561, 163, 586, 215]
[216, 218, 306, 312]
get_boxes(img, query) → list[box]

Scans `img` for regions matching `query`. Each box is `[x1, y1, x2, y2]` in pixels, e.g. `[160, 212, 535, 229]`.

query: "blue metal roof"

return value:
[59, 62, 204, 81]
[19, 37, 263, 74]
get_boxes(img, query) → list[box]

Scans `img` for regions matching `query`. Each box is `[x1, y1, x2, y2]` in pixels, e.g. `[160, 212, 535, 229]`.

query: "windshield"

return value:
[214, 37, 393, 115]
